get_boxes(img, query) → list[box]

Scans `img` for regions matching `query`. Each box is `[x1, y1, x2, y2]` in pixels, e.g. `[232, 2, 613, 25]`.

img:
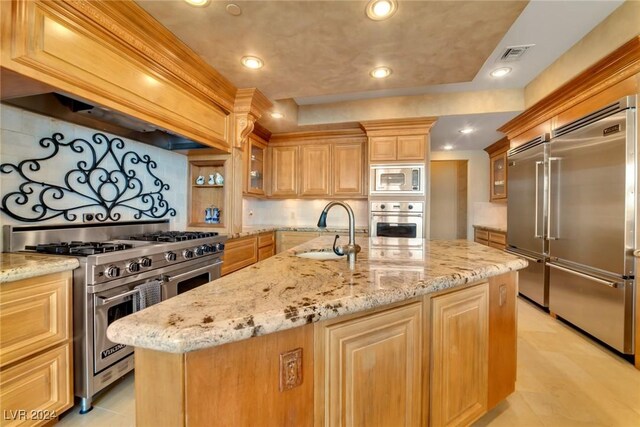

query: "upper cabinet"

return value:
[269, 129, 367, 199]
[246, 135, 268, 196]
[484, 137, 509, 202]
[0, 0, 235, 151]
[361, 118, 437, 163]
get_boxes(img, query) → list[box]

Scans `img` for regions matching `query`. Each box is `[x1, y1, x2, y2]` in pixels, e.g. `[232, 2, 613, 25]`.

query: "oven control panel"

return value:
[370, 201, 424, 213]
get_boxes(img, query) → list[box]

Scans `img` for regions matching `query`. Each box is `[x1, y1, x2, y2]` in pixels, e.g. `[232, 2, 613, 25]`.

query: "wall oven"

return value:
[370, 201, 424, 240]
[371, 165, 424, 195]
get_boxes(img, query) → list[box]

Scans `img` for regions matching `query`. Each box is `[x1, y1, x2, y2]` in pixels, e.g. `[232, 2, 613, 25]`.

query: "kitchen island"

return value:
[108, 237, 527, 426]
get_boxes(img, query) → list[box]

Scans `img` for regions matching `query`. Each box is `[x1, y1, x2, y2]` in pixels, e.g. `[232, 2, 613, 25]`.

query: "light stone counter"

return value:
[0, 253, 79, 283]
[227, 225, 369, 239]
[107, 237, 527, 353]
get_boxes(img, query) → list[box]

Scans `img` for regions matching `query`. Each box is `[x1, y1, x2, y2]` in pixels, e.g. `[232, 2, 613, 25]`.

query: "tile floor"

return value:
[57, 297, 640, 426]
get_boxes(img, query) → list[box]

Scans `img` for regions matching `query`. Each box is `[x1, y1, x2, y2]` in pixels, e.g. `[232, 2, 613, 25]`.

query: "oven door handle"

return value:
[97, 289, 140, 306]
[162, 260, 222, 283]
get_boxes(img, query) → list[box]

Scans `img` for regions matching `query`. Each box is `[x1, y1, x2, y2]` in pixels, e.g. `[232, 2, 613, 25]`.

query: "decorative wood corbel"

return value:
[234, 88, 273, 149]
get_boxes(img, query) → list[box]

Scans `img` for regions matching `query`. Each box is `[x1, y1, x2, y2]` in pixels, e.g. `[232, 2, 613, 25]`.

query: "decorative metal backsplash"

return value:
[1, 132, 177, 222]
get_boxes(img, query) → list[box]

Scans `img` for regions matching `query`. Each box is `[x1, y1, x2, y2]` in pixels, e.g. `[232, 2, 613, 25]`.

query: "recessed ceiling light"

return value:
[490, 67, 512, 78]
[270, 112, 284, 119]
[443, 144, 454, 150]
[370, 66, 392, 79]
[459, 128, 474, 134]
[241, 56, 263, 69]
[366, 0, 397, 20]
[226, 3, 242, 16]
[184, 0, 210, 7]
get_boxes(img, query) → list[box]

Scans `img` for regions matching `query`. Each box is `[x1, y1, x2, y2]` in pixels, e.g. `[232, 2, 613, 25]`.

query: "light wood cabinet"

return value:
[369, 136, 397, 161]
[315, 302, 423, 427]
[247, 136, 268, 196]
[484, 137, 509, 202]
[397, 135, 426, 160]
[474, 228, 506, 251]
[488, 272, 517, 409]
[0, 0, 233, 151]
[188, 157, 229, 229]
[271, 146, 299, 197]
[257, 232, 275, 262]
[369, 135, 426, 162]
[221, 236, 258, 276]
[300, 145, 331, 197]
[0, 271, 74, 426]
[333, 143, 364, 196]
[431, 283, 489, 427]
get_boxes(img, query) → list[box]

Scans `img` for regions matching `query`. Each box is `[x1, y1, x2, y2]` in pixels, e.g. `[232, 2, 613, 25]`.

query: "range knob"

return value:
[408, 204, 414, 210]
[139, 257, 152, 268]
[195, 246, 205, 256]
[380, 204, 386, 210]
[216, 243, 225, 252]
[203, 244, 213, 253]
[105, 265, 120, 278]
[165, 252, 177, 262]
[126, 261, 140, 273]
[183, 249, 194, 259]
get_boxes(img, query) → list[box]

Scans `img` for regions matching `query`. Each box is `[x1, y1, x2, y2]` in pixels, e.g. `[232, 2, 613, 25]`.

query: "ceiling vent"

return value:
[497, 44, 534, 62]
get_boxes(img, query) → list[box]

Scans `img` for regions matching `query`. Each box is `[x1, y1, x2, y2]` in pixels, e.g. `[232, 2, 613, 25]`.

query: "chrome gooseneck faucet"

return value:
[317, 201, 361, 267]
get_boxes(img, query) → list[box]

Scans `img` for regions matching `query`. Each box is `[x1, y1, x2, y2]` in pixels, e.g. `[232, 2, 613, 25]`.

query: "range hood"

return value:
[2, 92, 207, 151]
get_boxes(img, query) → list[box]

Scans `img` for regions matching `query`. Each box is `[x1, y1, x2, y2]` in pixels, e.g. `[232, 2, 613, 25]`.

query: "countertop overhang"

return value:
[0, 253, 80, 283]
[107, 237, 527, 353]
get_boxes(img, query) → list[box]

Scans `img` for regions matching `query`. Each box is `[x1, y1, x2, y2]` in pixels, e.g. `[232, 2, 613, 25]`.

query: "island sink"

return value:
[295, 249, 343, 260]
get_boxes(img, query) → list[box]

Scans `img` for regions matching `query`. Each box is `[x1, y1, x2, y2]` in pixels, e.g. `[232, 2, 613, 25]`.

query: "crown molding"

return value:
[359, 117, 438, 137]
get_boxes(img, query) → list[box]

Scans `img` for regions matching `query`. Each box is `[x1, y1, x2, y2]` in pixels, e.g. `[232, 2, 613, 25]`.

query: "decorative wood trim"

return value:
[234, 88, 273, 148]
[252, 122, 272, 142]
[63, 0, 237, 112]
[360, 117, 438, 137]
[499, 36, 640, 139]
[270, 127, 366, 144]
[483, 137, 509, 155]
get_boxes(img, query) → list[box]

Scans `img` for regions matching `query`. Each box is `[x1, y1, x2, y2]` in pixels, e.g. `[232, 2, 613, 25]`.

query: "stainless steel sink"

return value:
[295, 249, 342, 260]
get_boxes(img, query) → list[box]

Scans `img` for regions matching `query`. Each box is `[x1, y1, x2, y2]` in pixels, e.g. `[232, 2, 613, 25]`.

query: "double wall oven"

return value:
[4, 220, 226, 414]
[370, 201, 424, 240]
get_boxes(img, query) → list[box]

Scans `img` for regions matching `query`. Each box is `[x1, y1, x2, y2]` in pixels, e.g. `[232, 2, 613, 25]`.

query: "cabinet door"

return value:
[397, 135, 426, 161]
[431, 283, 489, 427]
[221, 236, 258, 276]
[369, 137, 397, 162]
[488, 272, 517, 409]
[317, 302, 422, 427]
[247, 137, 267, 196]
[490, 151, 507, 201]
[271, 146, 298, 197]
[299, 144, 331, 197]
[333, 143, 364, 196]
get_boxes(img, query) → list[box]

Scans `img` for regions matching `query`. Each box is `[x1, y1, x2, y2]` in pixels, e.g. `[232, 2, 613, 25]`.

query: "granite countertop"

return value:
[228, 225, 369, 239]
[0, 253, 80, 284]
[473, 224, 508, 233]
[107, 236, 527, 354]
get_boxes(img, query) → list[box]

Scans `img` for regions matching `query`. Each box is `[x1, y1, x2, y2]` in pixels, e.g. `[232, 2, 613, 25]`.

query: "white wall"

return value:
[431, 150, 489, 240]
[243, 198, 368, 229]
[0, 105, 188, 235]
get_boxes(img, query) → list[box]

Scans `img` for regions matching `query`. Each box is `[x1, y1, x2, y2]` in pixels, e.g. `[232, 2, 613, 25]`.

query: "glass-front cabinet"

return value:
[484, 137, 509, 202]
[247, 136, 267, 196]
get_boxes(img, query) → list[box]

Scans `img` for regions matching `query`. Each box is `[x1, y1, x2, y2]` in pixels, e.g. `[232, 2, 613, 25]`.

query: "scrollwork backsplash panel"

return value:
[0, 105, 187, 226]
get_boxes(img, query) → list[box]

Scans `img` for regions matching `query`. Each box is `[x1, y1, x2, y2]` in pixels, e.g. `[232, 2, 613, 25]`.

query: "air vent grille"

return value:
[498, 44, 534, 62]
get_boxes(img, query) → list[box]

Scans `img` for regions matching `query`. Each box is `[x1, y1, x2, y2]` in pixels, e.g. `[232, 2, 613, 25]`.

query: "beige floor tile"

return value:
[92, 372, 136, 417]
[57, 407, 133, 427]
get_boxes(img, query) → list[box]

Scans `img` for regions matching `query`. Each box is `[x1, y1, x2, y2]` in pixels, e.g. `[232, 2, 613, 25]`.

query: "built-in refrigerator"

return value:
[547, 96, 636, 354]
[507, 135, 550, 307]
[508, 96, 636, 354]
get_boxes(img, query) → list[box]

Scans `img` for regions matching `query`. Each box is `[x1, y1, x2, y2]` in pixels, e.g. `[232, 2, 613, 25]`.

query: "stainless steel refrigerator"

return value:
[547, 96, 636, 354]
[507, 135, 550, 307]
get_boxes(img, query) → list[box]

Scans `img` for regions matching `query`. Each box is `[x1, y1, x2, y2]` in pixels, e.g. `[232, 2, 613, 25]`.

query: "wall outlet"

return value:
[83, 213, 96, 223]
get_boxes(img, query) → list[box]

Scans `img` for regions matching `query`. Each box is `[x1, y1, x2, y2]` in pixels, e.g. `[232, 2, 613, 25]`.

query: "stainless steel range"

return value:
[3, 220, 226, 414]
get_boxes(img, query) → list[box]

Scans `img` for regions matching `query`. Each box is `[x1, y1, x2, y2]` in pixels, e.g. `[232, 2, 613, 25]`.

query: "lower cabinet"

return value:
[474, 228, 506, 251]
[315, 302, 423, 427]
[222, 232, 275, 276]
[431, 283, 489, 427]
[0, 271, 74, 426]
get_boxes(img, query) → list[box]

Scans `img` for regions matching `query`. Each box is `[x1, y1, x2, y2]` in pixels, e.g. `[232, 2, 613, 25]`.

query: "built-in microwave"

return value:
[370, 165, 424, 195]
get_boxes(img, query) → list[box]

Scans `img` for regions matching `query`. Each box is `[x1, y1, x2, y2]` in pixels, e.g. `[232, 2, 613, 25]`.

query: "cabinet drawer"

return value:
[258, 245, 275, 262]
[257, 232, 274, 248]
[474, 229, 489, 241]
[221, 237, 258, 276]
[0, 343, 73, 427]
[0, 272, 71, 368]
[488, 232, 506, 245]
[488, 242, 506, 251]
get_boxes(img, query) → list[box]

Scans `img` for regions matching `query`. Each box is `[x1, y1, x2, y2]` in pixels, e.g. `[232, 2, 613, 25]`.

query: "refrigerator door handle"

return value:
[534, 161, 543, 239]
[506, 249, 542, 263]
[547, 157, 560, 240]
[548, 263, 620, 288]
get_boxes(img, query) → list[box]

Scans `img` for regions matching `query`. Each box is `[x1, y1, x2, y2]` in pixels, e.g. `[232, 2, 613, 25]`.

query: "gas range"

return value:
[3, 220, 227, 414]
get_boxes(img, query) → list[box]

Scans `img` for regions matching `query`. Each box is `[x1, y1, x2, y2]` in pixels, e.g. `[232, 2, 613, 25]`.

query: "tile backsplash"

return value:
[0, 105, 188, 230]
[243, 198, 369, 229]
[472, 202, 507, 230]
